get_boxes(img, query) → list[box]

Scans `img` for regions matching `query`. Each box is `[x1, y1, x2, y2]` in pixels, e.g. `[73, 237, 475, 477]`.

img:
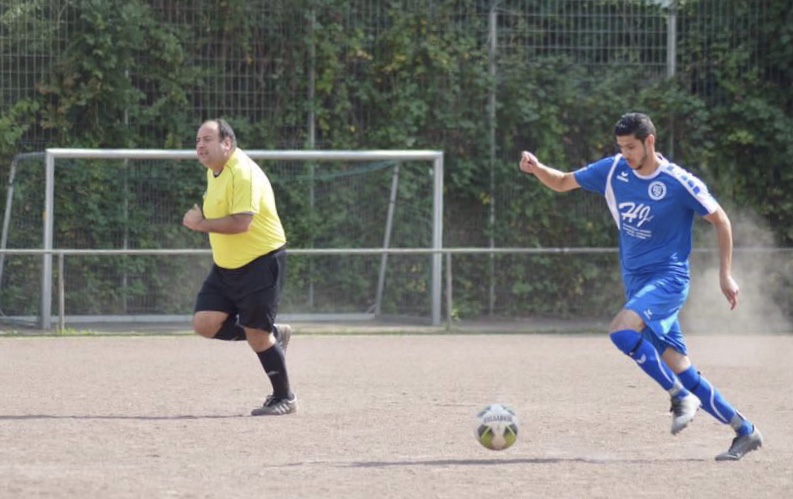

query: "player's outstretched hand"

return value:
[519, 151, 540, 175]
[720, 274, 740, 310]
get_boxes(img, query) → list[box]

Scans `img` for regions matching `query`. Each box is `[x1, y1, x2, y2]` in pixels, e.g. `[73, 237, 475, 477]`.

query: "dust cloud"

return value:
[682, 210, 792, 334]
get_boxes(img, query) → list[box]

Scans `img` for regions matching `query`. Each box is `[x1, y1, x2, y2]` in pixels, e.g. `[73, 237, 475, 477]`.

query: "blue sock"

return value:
[677, 366, 753, 435]
[610, 329, 688, 397]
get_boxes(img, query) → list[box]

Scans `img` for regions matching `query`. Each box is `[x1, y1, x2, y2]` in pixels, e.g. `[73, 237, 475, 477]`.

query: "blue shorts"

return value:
[623, 271, 690, 355]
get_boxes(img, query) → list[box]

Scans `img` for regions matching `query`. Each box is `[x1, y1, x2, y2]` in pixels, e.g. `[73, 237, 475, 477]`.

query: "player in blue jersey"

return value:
[518, 112, 763, 461]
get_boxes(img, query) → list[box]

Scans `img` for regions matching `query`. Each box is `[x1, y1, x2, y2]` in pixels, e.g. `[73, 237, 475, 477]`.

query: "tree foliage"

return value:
[0, 0, 790, 319]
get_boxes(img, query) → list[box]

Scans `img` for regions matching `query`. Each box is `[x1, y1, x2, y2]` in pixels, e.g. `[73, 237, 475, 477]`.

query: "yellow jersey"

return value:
[202, 148, 286, 269]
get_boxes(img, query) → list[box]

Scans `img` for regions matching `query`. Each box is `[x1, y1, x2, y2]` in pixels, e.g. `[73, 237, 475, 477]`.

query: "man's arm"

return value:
[519, 151, 580, 192]
[182, 204, 253, 234]
[703, 206, 740, 310]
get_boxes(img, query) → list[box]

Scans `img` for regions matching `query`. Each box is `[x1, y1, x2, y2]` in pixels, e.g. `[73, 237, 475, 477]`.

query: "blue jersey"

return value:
[574, 154, 719, 280]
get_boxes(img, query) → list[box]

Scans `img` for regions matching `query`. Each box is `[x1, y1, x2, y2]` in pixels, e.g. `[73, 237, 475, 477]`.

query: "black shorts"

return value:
[194, 247, 286, 332]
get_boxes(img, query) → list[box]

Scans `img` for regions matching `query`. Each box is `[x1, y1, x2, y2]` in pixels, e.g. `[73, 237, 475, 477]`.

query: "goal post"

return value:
[35, 148, 444, 329]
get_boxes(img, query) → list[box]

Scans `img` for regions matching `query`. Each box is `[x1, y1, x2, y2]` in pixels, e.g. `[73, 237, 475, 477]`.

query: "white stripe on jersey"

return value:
[604, 154, 623, 229]
[659, 162, 720, 215]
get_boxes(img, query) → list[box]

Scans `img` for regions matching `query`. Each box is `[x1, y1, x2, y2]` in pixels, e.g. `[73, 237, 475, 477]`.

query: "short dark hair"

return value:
[614, 113, 656, 140]
[213, 118, 237, 148]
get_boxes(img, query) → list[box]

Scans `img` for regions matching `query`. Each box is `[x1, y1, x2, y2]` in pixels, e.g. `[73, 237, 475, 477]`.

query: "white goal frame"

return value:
[40, 149, 444, 329]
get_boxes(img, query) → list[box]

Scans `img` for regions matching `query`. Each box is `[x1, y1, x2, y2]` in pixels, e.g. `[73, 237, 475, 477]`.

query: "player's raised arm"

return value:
[703, 206, 740, 310]
[519, 151, 580, 192]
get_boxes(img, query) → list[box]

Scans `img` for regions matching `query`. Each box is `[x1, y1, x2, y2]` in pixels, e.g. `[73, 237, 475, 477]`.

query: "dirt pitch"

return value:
[1, 332, 791, 498]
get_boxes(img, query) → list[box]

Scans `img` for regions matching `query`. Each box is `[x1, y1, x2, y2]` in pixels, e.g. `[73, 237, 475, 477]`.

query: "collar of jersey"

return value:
[630, 153, 669, 181]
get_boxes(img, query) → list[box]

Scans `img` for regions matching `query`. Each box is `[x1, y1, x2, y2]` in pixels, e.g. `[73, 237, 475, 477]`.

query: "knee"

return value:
[610, 329, 643, 356]
[192, 314, 221, 338]
[245, 328, 275, 352]
[609, 308, 644, 333]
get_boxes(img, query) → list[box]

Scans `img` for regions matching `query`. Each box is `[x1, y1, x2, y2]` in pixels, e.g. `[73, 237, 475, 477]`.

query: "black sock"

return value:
[212, 317, 246, 341]
[255, 344, 292, 399]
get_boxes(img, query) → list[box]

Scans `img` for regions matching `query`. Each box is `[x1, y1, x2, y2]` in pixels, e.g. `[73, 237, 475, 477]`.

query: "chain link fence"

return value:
[1, 0, 788, 328]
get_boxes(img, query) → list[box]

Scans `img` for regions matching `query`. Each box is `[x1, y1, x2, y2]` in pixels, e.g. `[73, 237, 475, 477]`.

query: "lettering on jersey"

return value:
[617, 171, 630, 183]
[618, 202, 653, 239]
[618, 202, 654, 227]
[648, 181, 666, 200]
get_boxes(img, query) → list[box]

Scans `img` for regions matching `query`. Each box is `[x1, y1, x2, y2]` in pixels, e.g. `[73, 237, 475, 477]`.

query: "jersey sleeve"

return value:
[229, 167, 257, 215]
[667, 164, 720, 216]
[573, 156, 617, 195]
[223, 149, 263, 215]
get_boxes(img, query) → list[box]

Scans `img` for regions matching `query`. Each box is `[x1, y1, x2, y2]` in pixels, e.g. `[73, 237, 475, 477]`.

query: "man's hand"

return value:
[720, 274, 740, 310]
[182, 204, 205, 232]
[519, 151, 540, 174]
[517, 150, 579, 192]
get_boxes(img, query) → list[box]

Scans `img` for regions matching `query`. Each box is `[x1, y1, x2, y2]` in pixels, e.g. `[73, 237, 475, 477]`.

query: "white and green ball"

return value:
[475, 404, 519, 451]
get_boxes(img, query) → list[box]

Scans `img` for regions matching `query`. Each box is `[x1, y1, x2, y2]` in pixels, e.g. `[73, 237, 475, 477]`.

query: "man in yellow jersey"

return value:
[183, 118, 296, 416]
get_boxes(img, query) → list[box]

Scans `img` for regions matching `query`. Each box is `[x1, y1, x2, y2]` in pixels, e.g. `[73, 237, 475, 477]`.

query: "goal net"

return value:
[0, 149, 443, 329]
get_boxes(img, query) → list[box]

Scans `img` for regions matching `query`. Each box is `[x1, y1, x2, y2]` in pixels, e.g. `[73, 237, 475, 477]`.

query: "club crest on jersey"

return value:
[648, 181, 666, 200]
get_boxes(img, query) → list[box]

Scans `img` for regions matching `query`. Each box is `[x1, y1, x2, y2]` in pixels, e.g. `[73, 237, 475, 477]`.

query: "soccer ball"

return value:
[475, 404, 519, 451]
